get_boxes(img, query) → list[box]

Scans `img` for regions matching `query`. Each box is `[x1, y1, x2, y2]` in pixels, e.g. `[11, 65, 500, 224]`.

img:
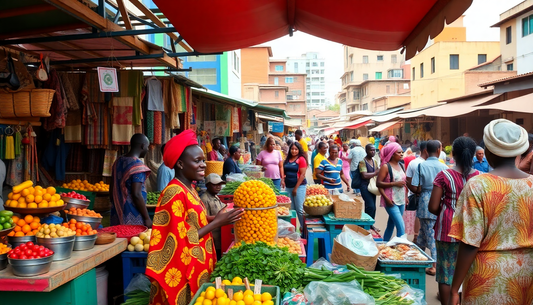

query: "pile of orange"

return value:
[0, 243, 11, 254]
[62, 180, 109, 192]
[233, 180, 277, 245]
[5, 186, 64, 208]
[7, 215, 41, 237]
[64, 208, 102, 218]
[62, 219, 97, 236]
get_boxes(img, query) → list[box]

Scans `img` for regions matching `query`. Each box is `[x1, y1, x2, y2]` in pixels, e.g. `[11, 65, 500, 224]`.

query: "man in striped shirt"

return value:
[316, 145, 350, 193]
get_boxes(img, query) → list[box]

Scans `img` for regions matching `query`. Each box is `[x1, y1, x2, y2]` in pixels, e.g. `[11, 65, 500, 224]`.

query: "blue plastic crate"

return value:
[121, 251, 148, 292]
[377, 264, 428, 295]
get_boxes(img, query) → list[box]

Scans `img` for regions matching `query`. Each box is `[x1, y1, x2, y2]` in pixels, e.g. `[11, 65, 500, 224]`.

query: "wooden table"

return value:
[0, 238, 127, 304]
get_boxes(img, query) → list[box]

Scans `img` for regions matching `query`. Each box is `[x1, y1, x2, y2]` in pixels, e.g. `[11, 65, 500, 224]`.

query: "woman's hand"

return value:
[330, 178, 336, 183]
[280, 179, 285, 189]
[394, 180, 406, 187]
[292, 188, 297, 196]
[448, 291, 460, 305]
[385, 198, 395, 207]
[346, 187, 350, 192]
[143, 217, 153, 228]
[213, 208, 244, 227]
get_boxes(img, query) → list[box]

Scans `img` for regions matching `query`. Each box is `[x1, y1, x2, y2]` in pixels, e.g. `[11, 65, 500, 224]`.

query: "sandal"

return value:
[426, 267, 436, 276]
[412, 234, 418, 244]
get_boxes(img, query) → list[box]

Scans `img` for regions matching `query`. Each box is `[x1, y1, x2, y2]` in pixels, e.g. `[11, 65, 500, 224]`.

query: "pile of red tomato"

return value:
[8, 241, 54, 260]
[60, 191, 88, 201]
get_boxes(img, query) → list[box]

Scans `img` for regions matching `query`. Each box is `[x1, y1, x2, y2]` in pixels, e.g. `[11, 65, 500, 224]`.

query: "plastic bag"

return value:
[336, 226, 378, 257]
[386, 236, 415, 247]
[309, 257, 349, 274]
[304, 280, 375, 305]
[279, 232, 301, 242]
[226, 173, 247, 182]
[338, 193, 354, 202]
[124, 273, 151, 295]
[397, 285, 427, 305]
[282, 289, 307, 305]
[278, 219, 295, 236]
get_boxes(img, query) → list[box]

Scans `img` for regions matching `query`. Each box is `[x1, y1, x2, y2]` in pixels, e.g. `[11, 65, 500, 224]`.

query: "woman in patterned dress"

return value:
[146, 130, 244, 305]
[449, 119, 533, 305]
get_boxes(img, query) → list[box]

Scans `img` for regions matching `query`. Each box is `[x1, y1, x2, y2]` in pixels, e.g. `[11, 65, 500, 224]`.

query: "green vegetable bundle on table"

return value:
[146, 191, 161, 205]
[219, 177, 280, 195]
[211, 241, 304, 294]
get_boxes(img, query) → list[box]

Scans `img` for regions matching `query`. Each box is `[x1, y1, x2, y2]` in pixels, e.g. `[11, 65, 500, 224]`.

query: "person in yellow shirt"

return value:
[313, 142, 328, 184]
[295, 130, 308, 153]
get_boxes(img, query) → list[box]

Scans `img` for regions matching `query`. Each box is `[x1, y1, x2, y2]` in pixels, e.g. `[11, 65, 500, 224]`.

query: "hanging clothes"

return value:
[153, 111, 162, 145]
[42, 129, 69, 181]
[102, 150, 117, 177]
[43, 69, 67, 131]
[146, 111, 154, 143]
[119, 71, 143, 126]
[146, 78, 164, 111]
[111, 97, 134, 145]
[59, 73, 80, 111]
[5, 134, 14, 160]
[64, 110, 82, 143]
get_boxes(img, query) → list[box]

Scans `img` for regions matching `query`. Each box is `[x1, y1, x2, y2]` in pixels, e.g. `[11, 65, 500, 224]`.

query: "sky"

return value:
[261, 0, 524, 107]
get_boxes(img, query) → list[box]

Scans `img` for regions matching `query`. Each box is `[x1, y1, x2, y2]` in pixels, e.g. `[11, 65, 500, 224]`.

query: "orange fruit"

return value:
[12, 193, 21, 201]
[18, 197, 26, 204]
[22, 224, 31, 233]
[28, 187, 35, 195]
[38, 201, 49, 208]
[21, 189, 30, 197]
[11, 215, 19, 223]
[70, 219, 77, 224]
[26, 194, 35, 203]
[7, 231, 15, 237]
[17, 219, 26, 227]
[30, 222, 40, 230]
[7, 192, 13, 199]
[34, 195, 42, 203]
[46, 187, 56, 195]
[34, 190, 43, 197]
[15, 231, 25, 237]
[43, 193, 52, 201]
[33, 216, 40, 223]
[24, 215, 33, 223]
[28, 203, 38, 208]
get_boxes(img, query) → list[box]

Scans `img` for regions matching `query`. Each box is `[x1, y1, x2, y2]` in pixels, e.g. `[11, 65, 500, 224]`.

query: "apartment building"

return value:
[286, 52, 327, 110]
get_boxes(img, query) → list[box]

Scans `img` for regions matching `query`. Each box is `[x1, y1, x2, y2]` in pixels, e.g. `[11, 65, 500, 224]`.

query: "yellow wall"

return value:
[410, 41, 500, 108]
[433, 27, 466, 43]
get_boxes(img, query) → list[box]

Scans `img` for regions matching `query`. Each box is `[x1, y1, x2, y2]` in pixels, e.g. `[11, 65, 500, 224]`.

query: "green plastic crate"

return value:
[377, 265, 428, 298]
[55, 187, 96, 210]
[190, 283, 280, 305]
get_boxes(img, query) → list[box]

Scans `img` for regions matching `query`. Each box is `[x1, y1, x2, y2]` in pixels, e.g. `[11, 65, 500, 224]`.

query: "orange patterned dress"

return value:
[146, 179, 216, 305]
[449, 174, 533, 305]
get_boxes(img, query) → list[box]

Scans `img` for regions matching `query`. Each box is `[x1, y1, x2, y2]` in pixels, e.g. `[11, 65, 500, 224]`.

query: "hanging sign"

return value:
[268, 121, 284, 133]
[97, 67, 119, 92]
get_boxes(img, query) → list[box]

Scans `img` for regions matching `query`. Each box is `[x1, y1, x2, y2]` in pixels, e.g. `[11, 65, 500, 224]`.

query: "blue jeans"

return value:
[350, 170, 361, 194]
[286, 184, 306, 230]
[384, 204, 406, 241]
[271, 179, 281, 190]
[360, 186, 376, 219]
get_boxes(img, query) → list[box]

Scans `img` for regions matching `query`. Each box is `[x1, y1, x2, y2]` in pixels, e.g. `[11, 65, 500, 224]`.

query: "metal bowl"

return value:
[63, 197, 90, 210]
[0, 227, 14, 237]
[8, 255, 54, 276]
[73, 234, 97, 251]
[4, 204, 67, 215]
[36, 236, 75, 261]
[8, 235, 36, 248]
[66, 214, 102, 230]
[0, 244, 12, 271]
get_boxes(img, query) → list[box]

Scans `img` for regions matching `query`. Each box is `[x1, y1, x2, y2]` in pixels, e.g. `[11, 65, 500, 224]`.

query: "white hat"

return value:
[483, 119, 529, 158]
[205, 173, 225, 185]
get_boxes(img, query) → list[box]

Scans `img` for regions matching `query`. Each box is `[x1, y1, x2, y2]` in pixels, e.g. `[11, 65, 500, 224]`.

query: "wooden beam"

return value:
[0, 23, 88, 40]
[116, 0, 132, 30]
[45, 0, 107, 29]
[127, 0, 193, 52]
[0, 4, 57, 18]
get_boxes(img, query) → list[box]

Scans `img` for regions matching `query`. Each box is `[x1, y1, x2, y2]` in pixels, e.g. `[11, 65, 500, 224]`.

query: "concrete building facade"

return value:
[285, 52, 327, 111]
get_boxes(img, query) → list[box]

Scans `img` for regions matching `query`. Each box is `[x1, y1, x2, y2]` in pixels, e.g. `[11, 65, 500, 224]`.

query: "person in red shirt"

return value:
[404, 146, 418, 170]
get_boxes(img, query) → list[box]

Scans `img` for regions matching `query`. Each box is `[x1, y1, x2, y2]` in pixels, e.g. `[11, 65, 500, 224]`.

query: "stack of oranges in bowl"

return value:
[7, 215, 41, 237]
[5, 186, 64, 208]
[61, 180, 109, 192]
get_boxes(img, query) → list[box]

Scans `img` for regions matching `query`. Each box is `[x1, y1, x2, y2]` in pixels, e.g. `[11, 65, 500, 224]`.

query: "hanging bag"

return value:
[366, 160, 380, 195]
[35, 54, 48, 82]
[0, 50, 20, 90]
[406, 163, 421, 211]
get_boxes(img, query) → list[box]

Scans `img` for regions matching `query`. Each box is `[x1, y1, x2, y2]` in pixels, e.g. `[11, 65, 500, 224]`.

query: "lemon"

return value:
[222, 279, 232, 285]
[261, 292, 272, 302]
[229, 301, 237, 305]
[215, 288, 225, 299]
[236, 301, 245, 305]
[253, 294, 261, 301]
[243, 290, 253, 297]
[233, 291, 244, 302]
[252, 302, 261, 305]
[196, 297, 205, 303]
[232, 277, 243, 285]
[205, 290, 215, 300]
[263, 301, 274, 305]
[243, 295, 254, 305]
[202, 299, 212, 305]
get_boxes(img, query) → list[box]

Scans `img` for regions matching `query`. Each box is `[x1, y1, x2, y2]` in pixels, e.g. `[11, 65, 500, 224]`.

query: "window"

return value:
[353, 90, 360, 100]
[274, 91, 279, 98]
[312, 92, 320, 96]
[274, 77, 279, 85]
[312, 62, 318, 67]
[377, 55, 384, 61]
[363, 73, 368, 80]
[391, 55, 397, 64]
[507, 63, 514, 71]
[506, 26, 512, 44]
[345, 47, 349, 65]
[375, 72, 382, 80]
[449, 54, 459, 70]
[362, 104, 369, 111]
[431, 57, 435, 74]
[350, 72, 354, 81]
[187, 55, 217, 62]
[275, 65, 283, 71]
[320, 69, 324, 74]
[232, 52, 240, 73]
[478, 54, 487, 65]
[320, 92, 325, 96]
[412, 67, 415, 80]
[189, 68, 217, 85]
[387, 69, 403, 78]
[320, 62, 325, 67]
[386, 85, 391, 94]
[522, 15, 533, 37]
[294, 62, 298, 72]
[349, 55, 353, 64]
[420, 63, 424, 78]
[306, 62, 310, 67]
[363, 55, 369, 64]
[285, 77, 294, 83]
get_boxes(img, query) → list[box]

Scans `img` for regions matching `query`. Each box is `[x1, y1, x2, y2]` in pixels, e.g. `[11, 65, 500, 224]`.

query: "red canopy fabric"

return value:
[343, 120, 371, 130]
[154, 0, 472, 59]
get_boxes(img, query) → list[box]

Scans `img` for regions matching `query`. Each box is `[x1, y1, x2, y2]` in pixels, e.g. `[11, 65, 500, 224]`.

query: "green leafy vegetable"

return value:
[211, 242, 305, 293]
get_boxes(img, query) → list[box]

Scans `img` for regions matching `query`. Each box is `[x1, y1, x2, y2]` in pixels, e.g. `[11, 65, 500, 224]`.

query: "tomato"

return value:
[35, 256, 41, 259]
[38, 245, 45, 251]
[26, 241, 34, 247]
[14, 248, 21, 255]
[20, 245, 27, 251]
[28, 256, 34, 259]
[20, 255, 27, 259]
[25, 249, 32, 256]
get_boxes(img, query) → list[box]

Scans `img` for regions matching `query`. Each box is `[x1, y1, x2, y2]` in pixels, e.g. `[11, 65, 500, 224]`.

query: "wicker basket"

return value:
[330, 224, 379, 271]
[0, 89, 54, 118]
[205, 161, 223, 176]
[303, 204, 333, 216]
[333, 195, 364, 220]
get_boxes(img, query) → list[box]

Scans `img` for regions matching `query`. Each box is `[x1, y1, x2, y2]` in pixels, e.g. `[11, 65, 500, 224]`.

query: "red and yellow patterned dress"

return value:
[146, 179, 216, 305]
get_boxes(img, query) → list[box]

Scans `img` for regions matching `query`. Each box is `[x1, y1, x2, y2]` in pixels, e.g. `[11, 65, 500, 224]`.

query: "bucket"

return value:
[96, 266, 109, 305]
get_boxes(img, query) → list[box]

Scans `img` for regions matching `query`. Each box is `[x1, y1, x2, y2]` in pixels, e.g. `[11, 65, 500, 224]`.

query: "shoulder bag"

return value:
[406, 163, 421, 211]
[367, 160, 380, 195]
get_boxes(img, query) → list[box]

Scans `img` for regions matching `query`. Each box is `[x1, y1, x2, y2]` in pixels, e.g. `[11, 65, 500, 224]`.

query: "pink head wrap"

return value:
[388, 136, 396, 143]
[380, 142, 402, 164]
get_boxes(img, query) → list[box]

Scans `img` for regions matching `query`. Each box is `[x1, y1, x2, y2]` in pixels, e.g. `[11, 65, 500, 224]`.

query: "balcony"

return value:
[287, 95, 303, 101]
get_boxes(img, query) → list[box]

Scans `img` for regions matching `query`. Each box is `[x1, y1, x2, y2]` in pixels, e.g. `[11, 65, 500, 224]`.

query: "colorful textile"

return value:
[119, 71, 143, 126]
[65, 110, 82, 143]
[403, 210, 416, 235]
[433, 169, 480, 242]
[66, 144, 85, 172]
[418, 218, 436, 260]
[163, 130, 198, 169]
[317, 158, 343, 190]
[449, 174, 533, 305]
[153, 111, 163, 145]
[411, 157, 448, 220]
[111, 97, 134, 145]
[103, 150, 117, 177]
[43, 69, 67, 131]
[146, 111, 155, 143]
[146, 179, 216, 305]
[435, 241, 459, 285]
[111, 157, 150, 225]
[59, 72, 80, 110]
[283, 156, 307, 188]
[82, 73, 109, 149]
[380, 165, 406, 207]
[380, 142, 401, 164]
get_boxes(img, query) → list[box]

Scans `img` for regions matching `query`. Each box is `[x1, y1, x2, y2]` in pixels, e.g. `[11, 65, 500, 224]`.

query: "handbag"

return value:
[0, 50, 20, 90]
[406, 163, 421, 211]
[368, 177, 380, 195]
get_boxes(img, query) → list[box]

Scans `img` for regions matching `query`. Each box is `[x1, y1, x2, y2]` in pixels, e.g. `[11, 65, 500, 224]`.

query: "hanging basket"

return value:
[205, 161, 223, 176]
[0, 89, 54, 118]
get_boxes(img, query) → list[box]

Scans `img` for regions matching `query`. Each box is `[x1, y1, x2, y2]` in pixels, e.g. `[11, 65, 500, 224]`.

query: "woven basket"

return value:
[0, 89, 54, 118]
[205, 161, 223, 176]
[330, 224, 379, 271]
[333, 195, 363, 220]
[303, 204, 333, 216]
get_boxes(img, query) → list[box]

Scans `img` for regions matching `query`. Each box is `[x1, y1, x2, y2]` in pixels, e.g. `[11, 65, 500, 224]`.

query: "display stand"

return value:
[322, 212, 375, 246]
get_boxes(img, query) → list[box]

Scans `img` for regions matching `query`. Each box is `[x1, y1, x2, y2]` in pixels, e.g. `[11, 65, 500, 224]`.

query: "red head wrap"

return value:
[163, 129, 199, 168]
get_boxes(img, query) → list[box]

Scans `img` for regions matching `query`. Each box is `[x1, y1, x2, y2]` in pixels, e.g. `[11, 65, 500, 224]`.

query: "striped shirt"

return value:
[317, 158, 343, 190]
[433, 169, 480, 242]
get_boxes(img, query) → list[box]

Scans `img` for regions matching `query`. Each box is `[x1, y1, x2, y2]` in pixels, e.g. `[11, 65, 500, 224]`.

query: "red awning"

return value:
[343, 120, 371, 130]
[154, 0, 472, 59]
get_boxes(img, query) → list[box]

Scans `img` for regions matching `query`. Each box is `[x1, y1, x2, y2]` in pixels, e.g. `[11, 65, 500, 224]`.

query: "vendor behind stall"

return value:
[146, 130, 243, 305]
[110, 134, 152, 227]
[222, 146, 242, 180]
[208, 138, 224, 161]
[200, 173, 226, 257]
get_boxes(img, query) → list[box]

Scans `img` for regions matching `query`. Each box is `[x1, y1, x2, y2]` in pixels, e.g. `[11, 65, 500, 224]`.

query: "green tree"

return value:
[328, 104, 340, 112]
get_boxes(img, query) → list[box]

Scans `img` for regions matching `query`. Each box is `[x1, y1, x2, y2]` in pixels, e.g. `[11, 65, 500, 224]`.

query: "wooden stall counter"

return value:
[0, 238, 127, 292]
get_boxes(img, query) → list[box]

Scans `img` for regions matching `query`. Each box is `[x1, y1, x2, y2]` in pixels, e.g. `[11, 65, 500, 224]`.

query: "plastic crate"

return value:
[55, 187, 96, 210]
[218, 195, 234, 204]
[377, 264, 428, 297]
[121, 251, 148, 292]
[190, 283, 281, 305]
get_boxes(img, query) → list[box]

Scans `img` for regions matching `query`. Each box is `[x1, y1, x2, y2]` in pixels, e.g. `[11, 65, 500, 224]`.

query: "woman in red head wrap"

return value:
[146, 130, 244, 305]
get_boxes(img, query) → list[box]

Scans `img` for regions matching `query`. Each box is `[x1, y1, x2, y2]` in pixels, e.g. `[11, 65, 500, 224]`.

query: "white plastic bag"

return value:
[338, 193, 354, 202]
[278, 219, 295, 236]
[336, 226, 378, 257]
[304, 280, 375, 305]
[386, 236, 415, 247]
[124, 273, 151, 295]
[225, 173, 247, 182]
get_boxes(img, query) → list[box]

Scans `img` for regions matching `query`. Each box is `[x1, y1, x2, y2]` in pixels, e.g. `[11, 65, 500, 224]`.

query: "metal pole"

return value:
[48, 53, 165, 65]
[167, 51, 223, 57]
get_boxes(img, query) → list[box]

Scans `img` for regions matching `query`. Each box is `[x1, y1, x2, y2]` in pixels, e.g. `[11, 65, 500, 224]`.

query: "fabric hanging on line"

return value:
[184, 86, 192, 130]
[5, 135, 14, 160]
[42, 129, 69, 181]
[6, 153, 24, 187]
[84, 103, 109, 149]
[111, 97, 134, 145]
[146, 78, 164, 111]
[102, 150, 117, 177]
[146, 111, 155, 143]
[119, 71, 143, 126]
[14, 130, 21, 157]
[87, 149, 105, 177]
[161, 111, 166, 143]
[153, 111, 162, 145]
[43, 69, 67, 131]
[65, 144, 85, 172]
[58, 72, 80, 111]
[64, 110, 82, 143]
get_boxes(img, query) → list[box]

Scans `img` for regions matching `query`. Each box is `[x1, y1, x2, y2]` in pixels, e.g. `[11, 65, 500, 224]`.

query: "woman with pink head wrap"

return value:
[376, 142, 407, 241]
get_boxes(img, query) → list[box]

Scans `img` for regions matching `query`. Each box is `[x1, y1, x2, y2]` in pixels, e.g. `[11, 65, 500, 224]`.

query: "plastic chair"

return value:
[305, 228, 332, 267]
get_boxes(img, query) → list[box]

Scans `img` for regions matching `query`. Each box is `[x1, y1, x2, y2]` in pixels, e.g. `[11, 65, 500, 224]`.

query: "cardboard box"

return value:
[333, 195, 363, 219]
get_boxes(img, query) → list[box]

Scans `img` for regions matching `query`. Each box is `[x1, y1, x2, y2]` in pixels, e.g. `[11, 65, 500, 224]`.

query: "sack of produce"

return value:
[331, 225, 379, 271]
[303, 280, 375, 305]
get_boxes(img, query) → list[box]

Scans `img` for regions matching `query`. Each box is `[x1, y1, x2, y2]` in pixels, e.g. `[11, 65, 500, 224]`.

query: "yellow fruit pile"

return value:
[62, 180, 109, 192]
[233, 180, 277, 245]
[276, 237, 302, 254]
[5, 182, 63, 209]
[194, 285, 273, 305]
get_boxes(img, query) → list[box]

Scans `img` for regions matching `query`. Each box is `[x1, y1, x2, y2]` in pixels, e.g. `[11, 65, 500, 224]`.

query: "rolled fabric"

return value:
[163, 129, 199, 168]
[380, 142, 402, 164]
[483, 119, 529, 158]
